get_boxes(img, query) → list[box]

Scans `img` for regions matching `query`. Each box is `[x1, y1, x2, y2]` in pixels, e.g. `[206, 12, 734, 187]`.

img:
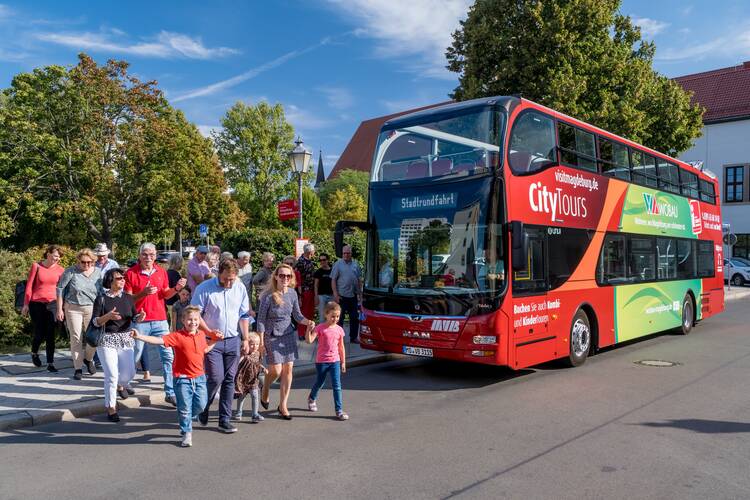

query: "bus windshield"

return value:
[366, 174, 504, 298]
[372, 107, 503, 182]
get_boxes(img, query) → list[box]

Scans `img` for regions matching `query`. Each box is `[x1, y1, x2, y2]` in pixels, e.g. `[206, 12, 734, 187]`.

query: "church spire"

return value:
[314, 150, 326, 189]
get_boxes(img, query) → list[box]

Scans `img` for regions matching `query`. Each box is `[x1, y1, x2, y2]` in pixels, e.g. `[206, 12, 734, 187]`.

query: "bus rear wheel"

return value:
[680, 295, 694, 335]
[564, 310, 591, 367]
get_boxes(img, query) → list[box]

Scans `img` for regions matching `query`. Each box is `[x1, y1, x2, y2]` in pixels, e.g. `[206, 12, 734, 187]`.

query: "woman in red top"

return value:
[22, 245, 65, 372]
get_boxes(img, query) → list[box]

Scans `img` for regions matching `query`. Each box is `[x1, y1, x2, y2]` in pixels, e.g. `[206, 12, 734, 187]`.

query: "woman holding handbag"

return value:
[56, 248, 102, 380]
[91, 268, 144, 422]
[21, 245, 65, 372]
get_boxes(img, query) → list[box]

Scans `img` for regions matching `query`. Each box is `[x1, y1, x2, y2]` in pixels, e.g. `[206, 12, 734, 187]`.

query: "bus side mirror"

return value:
[511, 221, 528, 271]
[334, 220, 371, 258]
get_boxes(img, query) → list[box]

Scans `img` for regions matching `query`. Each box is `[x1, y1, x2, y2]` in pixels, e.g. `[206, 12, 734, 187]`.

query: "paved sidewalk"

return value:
[0, 338, 394, 431]
[725, 284, 750, 301]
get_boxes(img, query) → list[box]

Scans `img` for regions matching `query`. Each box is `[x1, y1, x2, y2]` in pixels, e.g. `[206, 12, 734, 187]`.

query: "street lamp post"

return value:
[289, 137, 312, 238]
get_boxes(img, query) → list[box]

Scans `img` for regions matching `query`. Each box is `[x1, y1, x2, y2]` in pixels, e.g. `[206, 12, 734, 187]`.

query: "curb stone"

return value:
[0, 353, 396, 432]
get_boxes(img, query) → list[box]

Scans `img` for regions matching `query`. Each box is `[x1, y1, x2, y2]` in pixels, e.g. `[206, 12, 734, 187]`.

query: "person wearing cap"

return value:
[187, 245, 211, 292]
[94, 243, 119, 275]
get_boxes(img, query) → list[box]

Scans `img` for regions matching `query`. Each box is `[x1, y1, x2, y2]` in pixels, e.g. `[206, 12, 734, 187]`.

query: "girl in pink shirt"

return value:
[305, 301, 349, 420]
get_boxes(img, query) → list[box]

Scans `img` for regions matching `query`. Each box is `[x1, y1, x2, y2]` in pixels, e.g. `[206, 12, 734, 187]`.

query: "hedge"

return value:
[0, 245, 77, 350]
[221, 227, 366, 271]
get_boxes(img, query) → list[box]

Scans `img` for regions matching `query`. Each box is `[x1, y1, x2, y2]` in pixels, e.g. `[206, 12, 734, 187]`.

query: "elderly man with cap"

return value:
[187, 245, 211, 292]
[94, 243, 119, 275]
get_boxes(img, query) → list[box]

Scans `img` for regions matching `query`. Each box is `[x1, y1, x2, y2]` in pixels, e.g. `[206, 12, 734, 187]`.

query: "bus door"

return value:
[510, 226, 555, 368]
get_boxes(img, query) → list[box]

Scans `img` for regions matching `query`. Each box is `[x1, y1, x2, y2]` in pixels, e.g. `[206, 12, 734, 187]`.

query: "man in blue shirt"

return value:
[191, 259, 251, 433]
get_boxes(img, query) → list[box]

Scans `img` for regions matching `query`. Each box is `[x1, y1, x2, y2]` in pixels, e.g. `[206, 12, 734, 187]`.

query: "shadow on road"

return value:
[0, 404, 178, 446]
[635, 418, 750, 434]
[315, 358, 534, 392]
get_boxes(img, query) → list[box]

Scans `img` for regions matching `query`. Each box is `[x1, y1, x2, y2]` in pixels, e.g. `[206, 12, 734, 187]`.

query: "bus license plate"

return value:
[403, 346, 433, 357]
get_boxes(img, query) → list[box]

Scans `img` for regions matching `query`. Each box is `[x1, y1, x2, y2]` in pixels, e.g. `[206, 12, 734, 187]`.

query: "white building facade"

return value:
[677, 61, 750, 259]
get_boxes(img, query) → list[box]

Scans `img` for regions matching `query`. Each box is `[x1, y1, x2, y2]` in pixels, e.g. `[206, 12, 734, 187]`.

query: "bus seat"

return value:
[454, 161, 475, 173]
[381, 163, 408, 181]
[406, 160, 428, 178]
[508, 150, 532, 172]
[431, 158, 452, 176]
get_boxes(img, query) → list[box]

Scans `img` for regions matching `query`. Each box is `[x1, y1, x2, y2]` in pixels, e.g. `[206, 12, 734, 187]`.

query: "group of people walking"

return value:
[21, 241, 362, 447]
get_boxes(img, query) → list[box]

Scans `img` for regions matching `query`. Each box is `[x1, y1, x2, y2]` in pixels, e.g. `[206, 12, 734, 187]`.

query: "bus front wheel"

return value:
[565, 310, 591, 367]
[680, 295, 694, 335]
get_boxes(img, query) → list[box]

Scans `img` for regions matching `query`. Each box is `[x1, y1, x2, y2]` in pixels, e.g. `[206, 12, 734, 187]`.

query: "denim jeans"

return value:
[337, 296, 359, 341]
[309, 361, 343, 412]
[175, 375, 208, 434]
[317, 294, 333, 322]
[134, 320, 173, 397]
[204, 336, 241, 425]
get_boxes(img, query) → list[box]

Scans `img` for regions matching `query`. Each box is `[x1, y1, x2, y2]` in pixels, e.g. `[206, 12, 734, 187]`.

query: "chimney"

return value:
[743, 61, 750, 69]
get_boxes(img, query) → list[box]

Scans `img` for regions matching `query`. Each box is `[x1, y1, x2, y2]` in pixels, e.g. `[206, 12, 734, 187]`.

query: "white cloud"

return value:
[173, 37, 332, 102]
[35, 29, 238, 59]
[317, 86, 354, 110]
[285, 104, 333, 130]
[657, 28, 750, 61]
[197, 124, 220, 138]
[632, 17, 670, 39]
[325, 0, 471, 79]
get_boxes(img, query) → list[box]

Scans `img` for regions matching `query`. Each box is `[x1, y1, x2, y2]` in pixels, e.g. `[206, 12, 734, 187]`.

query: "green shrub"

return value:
[221, 227, 366, 270]
[0, 245, 76, 350]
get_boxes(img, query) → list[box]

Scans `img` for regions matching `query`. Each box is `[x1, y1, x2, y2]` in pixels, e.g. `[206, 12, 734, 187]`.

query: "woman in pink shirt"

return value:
[305, 301, 349, 420]
[22, 245, 65, 372]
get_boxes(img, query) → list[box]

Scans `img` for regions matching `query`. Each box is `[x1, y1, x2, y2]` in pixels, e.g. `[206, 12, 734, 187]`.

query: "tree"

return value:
[323, 184, 367, 226]
[0, 54, 242, 252]
[318, 168, 369, 206]
[446, 0, 703, 155]
[279, 186, 327, 234]
[213, 101, 296, 228]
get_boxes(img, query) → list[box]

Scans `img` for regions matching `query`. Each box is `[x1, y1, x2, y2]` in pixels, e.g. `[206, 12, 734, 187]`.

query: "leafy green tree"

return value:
[213, 101, 297, 228]
[323, 184, 368, 226]
[446, 0, 703, 155]
[0, 54, 242, 252]
[318, 168, 369, 206]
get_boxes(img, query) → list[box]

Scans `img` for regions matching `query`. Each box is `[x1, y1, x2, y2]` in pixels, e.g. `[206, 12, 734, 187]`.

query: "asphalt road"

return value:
[2, 300, 750, 500]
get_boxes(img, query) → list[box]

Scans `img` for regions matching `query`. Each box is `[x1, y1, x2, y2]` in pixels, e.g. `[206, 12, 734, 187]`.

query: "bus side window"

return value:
[558, 122, 596, 172]
[509, 112, 556, 174]
[629, 236, 656, 282]
[677, 239, 696, 279]
[599, 138, 630, 181]
[512, 227, 546, 295]
[696, 240, 715, 277]
[598, 234, 627, 284]
[656, 238, 677, 279]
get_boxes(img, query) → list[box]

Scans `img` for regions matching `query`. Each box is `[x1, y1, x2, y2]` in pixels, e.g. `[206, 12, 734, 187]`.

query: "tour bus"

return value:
[335, 96, 724, 369]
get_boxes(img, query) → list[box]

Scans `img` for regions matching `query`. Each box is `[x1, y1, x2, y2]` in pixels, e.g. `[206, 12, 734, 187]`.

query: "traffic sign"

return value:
[723, 233, 737, 246]
[198, 224, 208, 237]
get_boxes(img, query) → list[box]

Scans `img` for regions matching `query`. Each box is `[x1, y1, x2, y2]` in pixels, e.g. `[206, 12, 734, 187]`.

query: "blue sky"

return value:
[1, 1, 749, 175]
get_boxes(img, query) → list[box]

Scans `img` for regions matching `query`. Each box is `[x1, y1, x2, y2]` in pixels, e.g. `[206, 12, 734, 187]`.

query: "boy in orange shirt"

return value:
[133, 305, 222, 447]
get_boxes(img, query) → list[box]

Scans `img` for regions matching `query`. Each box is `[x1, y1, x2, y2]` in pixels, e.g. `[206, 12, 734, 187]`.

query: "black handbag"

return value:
[85, 297, 105, 347]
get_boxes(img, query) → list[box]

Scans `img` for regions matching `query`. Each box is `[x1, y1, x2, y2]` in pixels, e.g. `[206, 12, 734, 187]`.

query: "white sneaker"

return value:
[336, 411, 349, 421]
[181, 432, 193, 447]
[308, 398, 318, 412]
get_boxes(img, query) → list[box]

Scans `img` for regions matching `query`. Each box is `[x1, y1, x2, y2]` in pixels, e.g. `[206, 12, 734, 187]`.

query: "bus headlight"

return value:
[473, 335, 497, 345]
[361, 325, 371, 335]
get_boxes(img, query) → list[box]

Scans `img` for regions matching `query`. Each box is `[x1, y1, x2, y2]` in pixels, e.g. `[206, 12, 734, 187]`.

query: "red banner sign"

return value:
[278, 199, 299, 221]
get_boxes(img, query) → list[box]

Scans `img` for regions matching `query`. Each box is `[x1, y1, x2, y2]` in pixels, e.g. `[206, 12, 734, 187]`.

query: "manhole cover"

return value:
[634, 359, 680, 367]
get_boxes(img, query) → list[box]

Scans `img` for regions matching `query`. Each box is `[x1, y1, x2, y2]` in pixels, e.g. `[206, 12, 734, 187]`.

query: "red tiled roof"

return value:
[675, 61, 750, 123]
[330, 102, 450, 178]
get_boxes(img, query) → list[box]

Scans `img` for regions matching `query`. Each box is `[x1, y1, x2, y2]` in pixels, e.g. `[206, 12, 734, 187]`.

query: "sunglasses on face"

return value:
[113, 276, 125, 281]
[277, 274, 293, 279]
[79, 260, 94, 264]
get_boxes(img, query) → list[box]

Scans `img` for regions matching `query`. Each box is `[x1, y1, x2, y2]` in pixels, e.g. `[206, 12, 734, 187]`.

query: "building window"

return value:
[733, 234, 750, 259]
[725, 165, 745, 203]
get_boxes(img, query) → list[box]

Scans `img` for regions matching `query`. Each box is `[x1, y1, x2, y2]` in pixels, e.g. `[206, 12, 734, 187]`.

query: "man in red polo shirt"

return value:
[125, 242, 186, 405]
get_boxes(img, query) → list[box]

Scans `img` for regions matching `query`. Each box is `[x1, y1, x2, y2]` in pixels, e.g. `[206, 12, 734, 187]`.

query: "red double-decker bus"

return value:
[336, 96, 724, 369]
